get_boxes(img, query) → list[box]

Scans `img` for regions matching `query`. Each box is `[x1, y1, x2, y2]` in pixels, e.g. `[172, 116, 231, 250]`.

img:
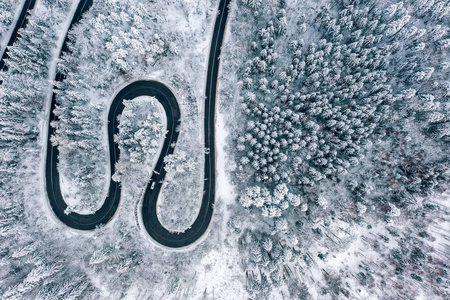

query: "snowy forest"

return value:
[221, 0, 450, 298]
[0, 1, 22, 53]
[0, 0, 449, 299]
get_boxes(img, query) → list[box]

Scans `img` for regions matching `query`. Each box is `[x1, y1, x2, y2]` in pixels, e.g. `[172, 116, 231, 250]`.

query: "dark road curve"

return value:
[44, 0, 231, 247]
[0, 0, 38, 72]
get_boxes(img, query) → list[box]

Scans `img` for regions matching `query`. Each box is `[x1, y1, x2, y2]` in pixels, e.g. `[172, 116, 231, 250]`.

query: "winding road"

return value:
[142, 0, 230, 247]
[44, 0, 230, 247]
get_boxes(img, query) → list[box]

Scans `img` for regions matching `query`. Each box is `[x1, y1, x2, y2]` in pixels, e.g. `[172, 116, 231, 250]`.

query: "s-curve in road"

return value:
[142, 0, 231, 248]
[47, 80, 180, 229]
[0, 0, 38, 73]
[45, 0, 231, 247]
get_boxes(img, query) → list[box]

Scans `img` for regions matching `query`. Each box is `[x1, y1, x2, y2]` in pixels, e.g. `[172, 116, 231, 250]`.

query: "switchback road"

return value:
[43, 0, 230, 247]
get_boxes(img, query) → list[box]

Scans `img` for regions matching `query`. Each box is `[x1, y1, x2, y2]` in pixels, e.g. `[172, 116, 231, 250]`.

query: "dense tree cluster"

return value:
[239, 183, 303, 218]
[116, 97, 166, 165]
[0, 15, 59, 149]
[0, 0, 21, 47]
[236, 0, 450, 190]
[232, 0, 450, 298]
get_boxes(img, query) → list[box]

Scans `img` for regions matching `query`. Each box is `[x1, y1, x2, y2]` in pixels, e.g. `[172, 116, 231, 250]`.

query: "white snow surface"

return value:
[190, 99, 246, 299]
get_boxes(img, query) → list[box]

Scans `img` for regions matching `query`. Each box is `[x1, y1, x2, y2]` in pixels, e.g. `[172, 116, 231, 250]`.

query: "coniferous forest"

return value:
[0, 0, 449, 299]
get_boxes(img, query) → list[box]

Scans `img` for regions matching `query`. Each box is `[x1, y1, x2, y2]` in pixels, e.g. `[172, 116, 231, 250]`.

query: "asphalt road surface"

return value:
[44, 0, 230, 247]
[0, 0, 38, 72]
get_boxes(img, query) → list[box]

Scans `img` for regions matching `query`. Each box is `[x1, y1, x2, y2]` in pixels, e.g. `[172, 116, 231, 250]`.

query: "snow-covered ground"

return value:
[2, 0, 450, 299]
[50, 0, 218, 225]
[188, 97, 247, 299]
[39, 0, 97, 215]
[45, 0, 248, 297]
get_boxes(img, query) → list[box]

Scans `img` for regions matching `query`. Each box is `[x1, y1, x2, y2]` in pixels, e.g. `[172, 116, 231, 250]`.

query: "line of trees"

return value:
[0, 1, 96, 298]
[0, 0, 21, 49]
